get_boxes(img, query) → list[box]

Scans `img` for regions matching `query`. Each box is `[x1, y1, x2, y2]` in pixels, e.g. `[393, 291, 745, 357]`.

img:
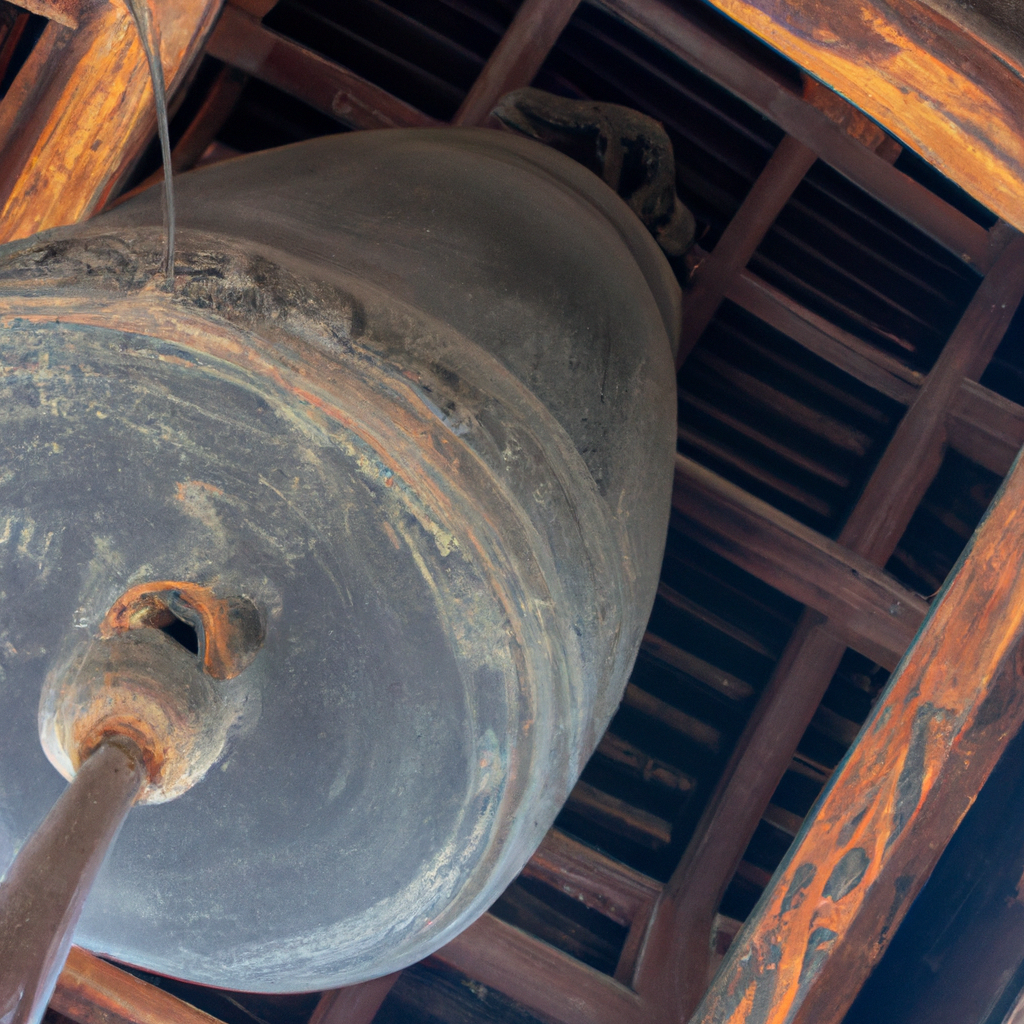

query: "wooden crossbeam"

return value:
[948, 378, 1024, 476]
[672, 456, 928, 663]
[522, 828, 662, 928]
[694, 432, 1024, 1024]
[53, 947, 220, 1024]
[0, 0, 221, 243]
[595, 0, 1001, 270]
[451, 0, 580, 126]
[307, 975, 401, 1024]
[431, 912, 644, 1024]
[725, 269, 922, 404]
[205, 5, 439, 130]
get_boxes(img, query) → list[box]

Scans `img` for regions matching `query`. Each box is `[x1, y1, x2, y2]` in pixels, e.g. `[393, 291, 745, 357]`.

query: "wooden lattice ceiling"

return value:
[2, 0, 1024, 1022]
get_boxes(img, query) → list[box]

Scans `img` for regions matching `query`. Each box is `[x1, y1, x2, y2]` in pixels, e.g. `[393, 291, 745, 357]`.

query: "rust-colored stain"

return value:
[174, 480, 224, 500]
[100, 580, 263, 680]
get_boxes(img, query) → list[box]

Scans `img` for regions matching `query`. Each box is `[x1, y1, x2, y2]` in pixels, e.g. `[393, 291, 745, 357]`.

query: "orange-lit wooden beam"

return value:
[692, 0, 1024, 232]
[52, 947, 220, 1024]
[0, 0, 221, 244]
[693, 445, 1024, 1024]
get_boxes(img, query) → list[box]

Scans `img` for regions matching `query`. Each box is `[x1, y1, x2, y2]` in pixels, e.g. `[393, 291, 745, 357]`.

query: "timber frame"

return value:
[2, 0, 1024, 1022]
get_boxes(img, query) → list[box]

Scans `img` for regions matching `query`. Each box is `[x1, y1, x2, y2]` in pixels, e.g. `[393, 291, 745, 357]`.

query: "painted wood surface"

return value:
[693, 0, 1024, 231]
[0, 0, 221, 243]
[693, 442, 1024, 1024]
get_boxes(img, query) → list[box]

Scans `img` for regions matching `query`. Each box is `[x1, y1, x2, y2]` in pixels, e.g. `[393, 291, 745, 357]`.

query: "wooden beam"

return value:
[596, 0, 997, 270]
[451, 0, 581, 127]
[693, 445, 1024, 1024]
[671, 456, 928, 661]
[948, 378, 1024, 477]
[725, 269, 922, 404]
[206, 4, 439, 130]
[839, 233, 1024, 564]
[307, 975, 401, 1024]
[432, 912, 644, 1024]
[0, 0, 221, 243]
[678, 134, 816, 366]
[689, 0, 1024, 232]
[522, 828, 661, 928]
[52, 947, 220, 1024]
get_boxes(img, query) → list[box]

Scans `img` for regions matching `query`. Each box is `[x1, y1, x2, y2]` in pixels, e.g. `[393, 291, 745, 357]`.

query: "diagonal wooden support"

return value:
[307, 975, 401, 1024]
[633, 233, 1024, 1023]
[693, 424, 1024, 1024]
[451, 0, 581, 127]
[0, 0, 221, 244]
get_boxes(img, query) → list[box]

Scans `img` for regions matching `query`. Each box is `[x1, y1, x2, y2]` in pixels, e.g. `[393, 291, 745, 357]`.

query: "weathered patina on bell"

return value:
[0, 127, 678, 990]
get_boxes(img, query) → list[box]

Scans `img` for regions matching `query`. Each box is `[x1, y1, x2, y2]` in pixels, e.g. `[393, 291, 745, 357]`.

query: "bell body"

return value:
[0, 129, 678, 989]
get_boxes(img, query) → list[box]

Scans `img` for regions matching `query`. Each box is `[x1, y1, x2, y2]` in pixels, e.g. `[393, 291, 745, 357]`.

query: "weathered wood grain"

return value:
[452, 0, 581, 126]
[53, 947, 219, 1024]
[693, 446, 1024, 1024]
[597, 0, 998, 269]
[691, 0, 1024, 231]
[206, 4, 439, 130]
[0, 0, 221, 243]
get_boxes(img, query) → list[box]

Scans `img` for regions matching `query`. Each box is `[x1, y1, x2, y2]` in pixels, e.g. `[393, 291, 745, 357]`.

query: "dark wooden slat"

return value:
[432, 912, 644, 1024]
[595, 0, 996, 270]
[10, 0, 78, 28]
[308, 976, 401, 1024]
[452, 0, 580, 126]
[694, 444, 1024, 1024]
[672, 456, 928, 660]
[522, 827, 661, 928]
[644, 628, 758, 699]
[678, 134, 817, 365]
[948, 378, 1024, 477]
[53, 947, 220, 1024]
[566, 780, 674, 849]
[596, 732, 696, 794]
[725, 270, 922, 404]
[206, 4, 440, 129]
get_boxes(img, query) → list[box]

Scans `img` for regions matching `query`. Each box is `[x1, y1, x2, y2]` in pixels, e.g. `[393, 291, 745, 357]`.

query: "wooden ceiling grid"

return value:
[0, 0, 1022, 1022]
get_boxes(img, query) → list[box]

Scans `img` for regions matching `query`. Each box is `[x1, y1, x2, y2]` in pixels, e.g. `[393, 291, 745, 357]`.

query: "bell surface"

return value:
[0, 128, 678, 990]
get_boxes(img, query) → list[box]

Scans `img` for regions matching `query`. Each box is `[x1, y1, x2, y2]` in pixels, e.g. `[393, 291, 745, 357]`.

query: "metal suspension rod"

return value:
[0, 740, 145, 1024]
